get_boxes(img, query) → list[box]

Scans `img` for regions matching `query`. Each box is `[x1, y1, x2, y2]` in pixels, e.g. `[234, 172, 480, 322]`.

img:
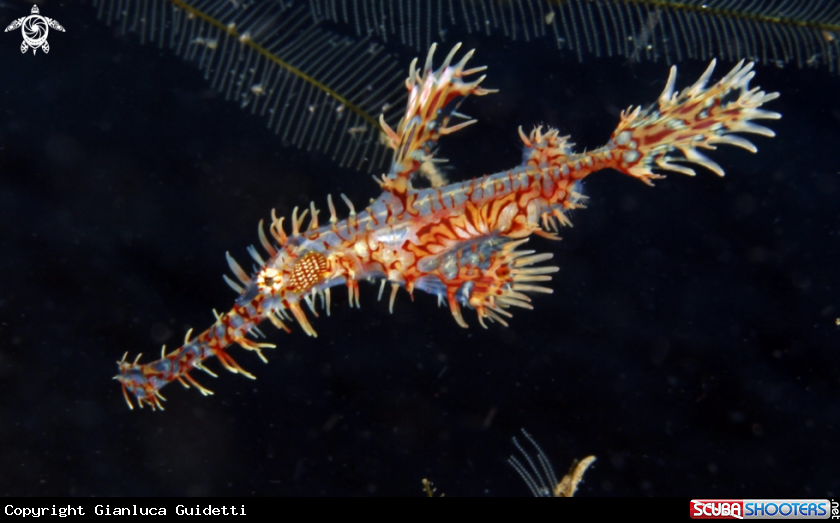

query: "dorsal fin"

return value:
[379, 43, 496, 205]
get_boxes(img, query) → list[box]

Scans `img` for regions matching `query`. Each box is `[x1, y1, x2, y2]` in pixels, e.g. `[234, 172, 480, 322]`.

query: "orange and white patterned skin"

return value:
[116, 44, 780, 410]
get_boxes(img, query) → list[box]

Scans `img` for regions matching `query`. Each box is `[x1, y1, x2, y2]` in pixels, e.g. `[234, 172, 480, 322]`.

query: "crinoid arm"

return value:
[378, 43, 497, 199]
[606, 59, 780, 185]
[508, 429, 596, 497]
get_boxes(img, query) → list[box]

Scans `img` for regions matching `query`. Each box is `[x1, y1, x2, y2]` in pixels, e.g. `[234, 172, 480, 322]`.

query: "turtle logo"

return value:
[5, 5, 65, 55]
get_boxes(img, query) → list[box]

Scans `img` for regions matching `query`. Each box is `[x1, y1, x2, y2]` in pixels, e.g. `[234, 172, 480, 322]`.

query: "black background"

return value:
[1, 0, 839, 496]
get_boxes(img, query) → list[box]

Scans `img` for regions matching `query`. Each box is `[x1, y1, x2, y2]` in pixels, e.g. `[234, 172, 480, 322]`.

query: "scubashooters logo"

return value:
[4, 5, 65, 55]
[691, 499, 835, 519]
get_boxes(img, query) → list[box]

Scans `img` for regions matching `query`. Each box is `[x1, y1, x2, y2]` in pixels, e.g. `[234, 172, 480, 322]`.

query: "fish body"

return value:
[116, 44, 780, 410]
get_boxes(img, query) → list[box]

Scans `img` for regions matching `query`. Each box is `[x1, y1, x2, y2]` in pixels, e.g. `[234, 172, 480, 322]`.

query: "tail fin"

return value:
[607, 60, 780, 185]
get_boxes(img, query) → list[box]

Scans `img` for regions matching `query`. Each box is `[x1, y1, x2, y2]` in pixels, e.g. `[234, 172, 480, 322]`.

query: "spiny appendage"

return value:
[377, 42, 497, 195]
[226, 208, 326, 340]
[518, 125, 610, 187]
[248, 203, 334, 338]
[233, 195, 362, 339]
[516, 125, 592, 233]
[428, 238, 558, 329]
[114, 200, 340, 410]
[114, 309, 275, 410]
[519, 126, 575, 169]
[608, 59, 780, 185]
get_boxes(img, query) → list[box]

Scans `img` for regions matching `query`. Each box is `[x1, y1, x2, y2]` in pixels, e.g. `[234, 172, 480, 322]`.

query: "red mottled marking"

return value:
[642, 127, 678, 146]
[693, 119, 719, 130]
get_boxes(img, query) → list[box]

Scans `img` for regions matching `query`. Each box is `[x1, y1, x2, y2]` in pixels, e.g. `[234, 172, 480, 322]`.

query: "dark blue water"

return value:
[1, 0, 838, 496]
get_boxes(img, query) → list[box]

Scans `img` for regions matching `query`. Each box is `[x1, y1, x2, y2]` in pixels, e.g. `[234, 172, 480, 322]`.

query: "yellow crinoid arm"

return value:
[378, 43, 496, 196]
[607, 59, 781, 185]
